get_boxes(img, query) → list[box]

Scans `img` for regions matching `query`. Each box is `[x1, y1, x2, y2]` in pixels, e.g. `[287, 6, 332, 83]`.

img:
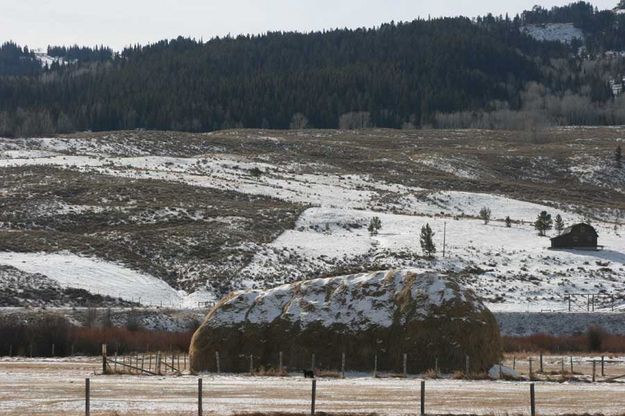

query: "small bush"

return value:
[479, 207, 491, 225]
[587, 326, 607, 352]
[423, 368, 439, 379]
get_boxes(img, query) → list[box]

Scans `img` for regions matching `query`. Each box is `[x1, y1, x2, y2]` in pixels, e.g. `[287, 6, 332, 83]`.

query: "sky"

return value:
[0, 0, 618, 51]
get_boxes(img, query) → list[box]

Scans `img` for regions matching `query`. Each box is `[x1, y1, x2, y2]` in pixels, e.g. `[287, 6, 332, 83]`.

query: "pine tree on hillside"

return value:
[420, 223, 436, 257]
[535, 211, 553, 236]
[479, 207, 492, 225]
[368, 216, 382, 236]
[554, 214, 565, 235]
[616, 145, 623, 168]
[505, 216, 512, 228]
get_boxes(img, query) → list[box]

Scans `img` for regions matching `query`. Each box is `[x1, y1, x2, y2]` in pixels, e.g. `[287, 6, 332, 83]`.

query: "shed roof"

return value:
[551, 223, 598, 240]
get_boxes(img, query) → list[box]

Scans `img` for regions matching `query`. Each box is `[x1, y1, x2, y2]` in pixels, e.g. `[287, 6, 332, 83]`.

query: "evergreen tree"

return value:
[2, 4, 625, 136]
[420, 223, 436, 257]
[479, 207, 492, 225]
[534, 211, 553, 236]
[368, 216, 382, 236]
[505, 216, 512, 228]
[554, 214, 565, 235]
[616, 145, 622, 168]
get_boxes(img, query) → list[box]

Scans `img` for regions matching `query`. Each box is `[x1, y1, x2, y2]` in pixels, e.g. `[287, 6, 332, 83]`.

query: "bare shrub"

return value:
[587, 326, 607, 352]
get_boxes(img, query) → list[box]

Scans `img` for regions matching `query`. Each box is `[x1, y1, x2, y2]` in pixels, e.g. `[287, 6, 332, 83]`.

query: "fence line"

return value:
[80, 377, 542, 416]
[101, 345, 189, 375]
[95, 344, 625, 382]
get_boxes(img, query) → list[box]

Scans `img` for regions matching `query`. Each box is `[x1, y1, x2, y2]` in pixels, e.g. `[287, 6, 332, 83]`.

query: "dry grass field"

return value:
[3, 356, 625, 415]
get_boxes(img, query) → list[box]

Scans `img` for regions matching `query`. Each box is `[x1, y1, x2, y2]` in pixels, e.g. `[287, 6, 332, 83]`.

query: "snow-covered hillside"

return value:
[33, 50, 72, 68]
[0, 252, 189, 307]
[522, 23, 584, 43]
[241, 203, 623, 313]
[0, 129, 624, 313]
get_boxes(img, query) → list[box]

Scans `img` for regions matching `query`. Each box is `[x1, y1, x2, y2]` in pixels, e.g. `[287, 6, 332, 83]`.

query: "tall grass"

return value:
[0, 316, 194, 356]
[69, 326, 193, 355]
[503, 326, 625, 353]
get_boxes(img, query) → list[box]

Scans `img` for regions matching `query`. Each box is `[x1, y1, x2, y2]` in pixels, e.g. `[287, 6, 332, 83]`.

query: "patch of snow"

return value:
[242, 206, 625, 313]
[0, 252, 185, 307]
[488, 364, 521, 380]
[522, 23, 584, 44]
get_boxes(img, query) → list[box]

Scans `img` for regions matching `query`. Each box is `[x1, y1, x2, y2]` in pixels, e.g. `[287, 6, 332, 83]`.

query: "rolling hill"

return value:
[1, 127, 624, 313]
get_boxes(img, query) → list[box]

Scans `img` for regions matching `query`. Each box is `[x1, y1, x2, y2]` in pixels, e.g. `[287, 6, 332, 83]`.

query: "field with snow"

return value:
[1, 128, 625, 313]
[3, 357, 625, 415]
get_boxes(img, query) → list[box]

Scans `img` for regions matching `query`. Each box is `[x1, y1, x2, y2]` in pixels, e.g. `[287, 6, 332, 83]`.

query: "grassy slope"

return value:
[1, 127, 624, 303]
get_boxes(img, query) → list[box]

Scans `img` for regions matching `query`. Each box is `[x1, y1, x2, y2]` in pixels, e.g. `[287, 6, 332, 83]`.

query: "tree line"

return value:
[1, 2, 625, 136]
[0, 16, 556, 136]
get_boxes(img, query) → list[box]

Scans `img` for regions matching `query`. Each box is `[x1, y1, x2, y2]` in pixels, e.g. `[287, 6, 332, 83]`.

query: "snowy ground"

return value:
[1, 131, 624, 312]
[0, 252, 188, 307]
[522, 23, 584, 44]
[3, 357, 625, 415]
[243, 203, 624, 312]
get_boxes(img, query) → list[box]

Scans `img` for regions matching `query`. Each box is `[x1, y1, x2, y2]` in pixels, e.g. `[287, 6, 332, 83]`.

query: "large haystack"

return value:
[190, 270, 501, 373]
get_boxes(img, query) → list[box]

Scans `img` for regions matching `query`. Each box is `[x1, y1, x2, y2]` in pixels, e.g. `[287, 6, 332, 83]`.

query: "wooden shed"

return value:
[550, 223, 598, 249]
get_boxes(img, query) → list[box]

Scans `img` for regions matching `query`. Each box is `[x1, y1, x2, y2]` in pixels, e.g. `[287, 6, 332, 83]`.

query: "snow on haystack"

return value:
[190, 270, 501, 373]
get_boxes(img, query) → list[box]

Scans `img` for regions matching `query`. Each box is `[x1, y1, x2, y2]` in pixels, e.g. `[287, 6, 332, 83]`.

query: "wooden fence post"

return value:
[51, 344, 55, 357]
[341, 352, 346, 379]
[198, 378, 203, 416]
[539, 352, 543, 373]
[529, 357, 533, 379]
[465, 355, 470, 376]
[215, 351, 220, 374]
[403, 353, 408, 377]
[101, 344, 107, 374]
[311, 379, 317, 415]
[592, 360, 596, 382]
[512, 355, 516, 370]
[530, 383, 535, 416]
[71, 344, 74, 357]
[601, 356, 605, 377]
[85, 378, 90, 416]
[570, 356, 573, 374]
[279, 351, 283, 373]
[434, 358, 438, 375]
[373, 354, 378, 378]
[561, 357, 564, 374]
[420, 380, 425, 416]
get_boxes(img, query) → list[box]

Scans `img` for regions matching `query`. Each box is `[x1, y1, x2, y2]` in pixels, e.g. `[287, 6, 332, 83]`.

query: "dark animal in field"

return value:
[303, 369, 315, 378]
